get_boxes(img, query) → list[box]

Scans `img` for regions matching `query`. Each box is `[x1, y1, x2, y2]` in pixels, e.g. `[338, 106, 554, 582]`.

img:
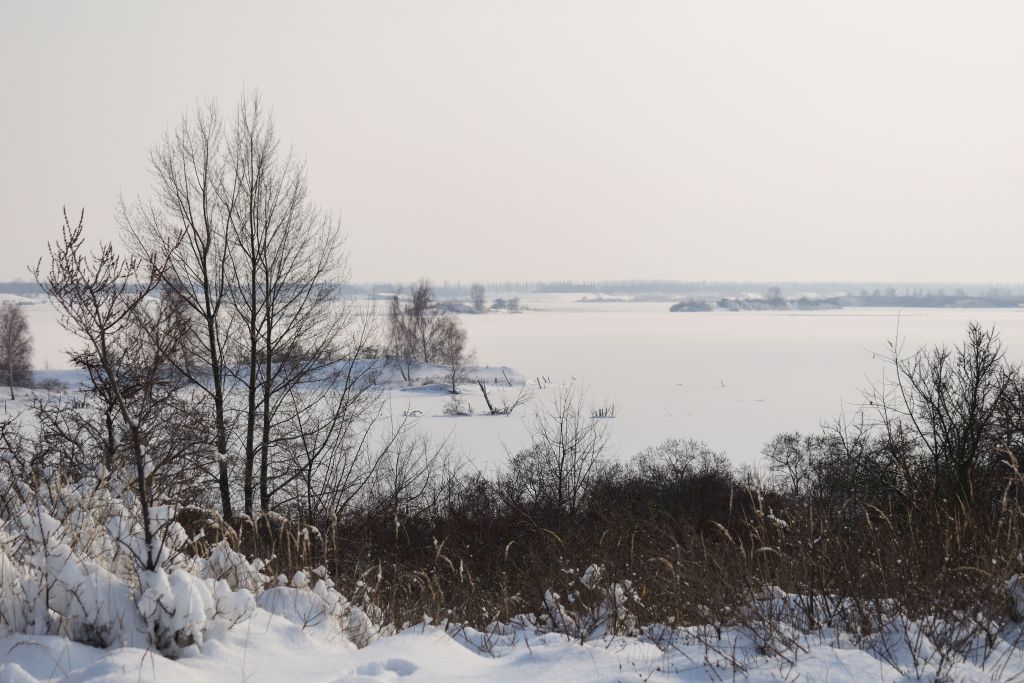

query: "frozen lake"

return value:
[448, 297, 1024, 465]
[23, 296, 1024, 466]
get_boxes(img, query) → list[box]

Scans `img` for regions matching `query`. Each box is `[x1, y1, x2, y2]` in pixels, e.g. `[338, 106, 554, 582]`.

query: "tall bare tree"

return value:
[121, 92, 363, 518]
[0, 301, 32, 399]
[227, 92, 350, 515]
[121, 102, 238, 519]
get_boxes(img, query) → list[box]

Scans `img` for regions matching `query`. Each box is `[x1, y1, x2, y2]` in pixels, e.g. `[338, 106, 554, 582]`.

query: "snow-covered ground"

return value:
[3, 595, 1023, 682]
[10, 463, 989, 683]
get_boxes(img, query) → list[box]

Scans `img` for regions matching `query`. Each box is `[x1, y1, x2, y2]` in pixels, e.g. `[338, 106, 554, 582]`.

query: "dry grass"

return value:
[170, 459, 1024, 678]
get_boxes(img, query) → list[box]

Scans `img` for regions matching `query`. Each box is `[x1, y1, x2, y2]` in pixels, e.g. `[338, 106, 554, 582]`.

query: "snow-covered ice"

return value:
[22, 298, 1024, 465]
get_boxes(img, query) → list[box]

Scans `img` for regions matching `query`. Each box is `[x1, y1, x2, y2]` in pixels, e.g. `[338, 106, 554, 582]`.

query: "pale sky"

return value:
[2, 1, 1023, 283]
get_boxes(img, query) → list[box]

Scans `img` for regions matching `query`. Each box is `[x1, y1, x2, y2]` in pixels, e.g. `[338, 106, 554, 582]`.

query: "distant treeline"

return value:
[360, 281, 536, 298]
[354, 280, 1024, 301]
[6, 279, 1024, 302]
[672, 292, 1024, 312]
[0, 282, 44, 297]
[537, 280, 1024, 298]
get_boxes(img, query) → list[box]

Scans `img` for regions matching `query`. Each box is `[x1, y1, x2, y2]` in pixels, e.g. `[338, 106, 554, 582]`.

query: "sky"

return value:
[1, 1, 1023, 284]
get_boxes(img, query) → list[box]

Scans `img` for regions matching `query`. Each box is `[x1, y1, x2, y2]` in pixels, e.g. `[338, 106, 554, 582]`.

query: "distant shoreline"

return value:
[671, 295, 1024, 312]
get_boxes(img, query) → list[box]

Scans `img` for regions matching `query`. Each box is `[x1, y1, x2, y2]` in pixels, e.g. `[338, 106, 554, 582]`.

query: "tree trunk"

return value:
[244, 326, 258, 516]
[130, 424, 156, 570]
[244, 372, 257, 516]
[259, 273, 273, 511]
[104, 407, 115, 470]
[259, 347, 272, 511]
[206, 305, 234, 520]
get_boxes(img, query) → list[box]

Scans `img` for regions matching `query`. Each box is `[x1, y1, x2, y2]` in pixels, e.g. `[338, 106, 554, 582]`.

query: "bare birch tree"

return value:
[0, 302, 32, 399]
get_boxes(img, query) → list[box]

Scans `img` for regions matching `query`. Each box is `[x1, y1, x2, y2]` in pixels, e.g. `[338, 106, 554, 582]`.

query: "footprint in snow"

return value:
[334, 658, 418, 682]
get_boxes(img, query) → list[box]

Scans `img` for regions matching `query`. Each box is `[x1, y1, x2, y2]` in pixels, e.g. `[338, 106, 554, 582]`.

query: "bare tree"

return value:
[387, 279, 472, 388]
[435, 316, 472, 393]
[761, 432, 824, 498]
[873, 323, 1019, 501]
[226, 91, 350, 515]
[405, 280, 444, 363]
[126, 92, 358, 518]
[506, 383, 610, 519]
[34, 209, 165, 569]
[368, 432, 463, 522]
[261, 308, 391, 522]
[121, 101, 239, 519]
[387, 292, 418, 381]
[470, 283, 486, 313]
[276, 381, 404, 525]
[0, 302, 32, 399]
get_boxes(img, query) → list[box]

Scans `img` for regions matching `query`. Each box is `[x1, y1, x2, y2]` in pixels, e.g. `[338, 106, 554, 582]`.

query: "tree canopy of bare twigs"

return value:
[122, 91, 359, 518]
[505, 383, 610, 519]
[121, 101, 239, 518]
[34, 209, 167, 569]
[387, 280, 471, 390]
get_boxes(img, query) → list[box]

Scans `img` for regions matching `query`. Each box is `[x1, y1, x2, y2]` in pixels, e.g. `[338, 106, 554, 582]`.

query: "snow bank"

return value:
[4, 603, 1022, 682]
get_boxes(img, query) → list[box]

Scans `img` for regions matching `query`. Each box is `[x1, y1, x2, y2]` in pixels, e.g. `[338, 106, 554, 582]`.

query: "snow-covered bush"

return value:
[537, 564, 641, 641]
[257, 568, 392, 647]
[0, 472, 257, 657]
[199, 540, 268, 594]
[443, 395, 473, 416]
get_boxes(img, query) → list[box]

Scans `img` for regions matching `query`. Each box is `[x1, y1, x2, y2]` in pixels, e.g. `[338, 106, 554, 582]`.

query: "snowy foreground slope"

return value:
[0, 608, 1003, 683]
[4, 596, 1024, 683]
